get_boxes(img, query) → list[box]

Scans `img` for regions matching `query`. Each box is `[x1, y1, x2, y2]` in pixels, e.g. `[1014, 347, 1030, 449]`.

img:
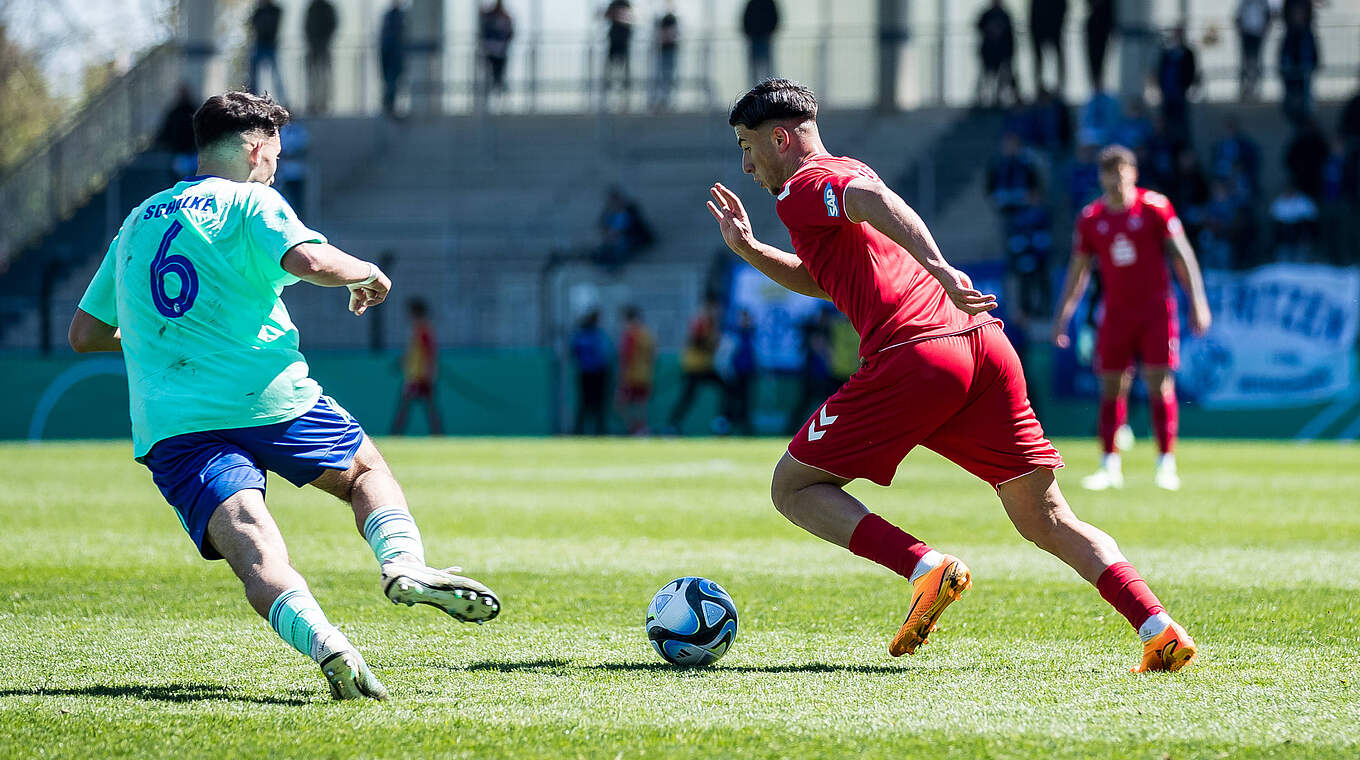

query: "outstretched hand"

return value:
[347, 268, 391, 316]
[936, 266, 998, 316]
[706, 183, 758, 257]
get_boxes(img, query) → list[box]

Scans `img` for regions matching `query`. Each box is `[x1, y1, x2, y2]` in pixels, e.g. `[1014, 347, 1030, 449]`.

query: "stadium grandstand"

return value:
[2, 0, 1358, 441]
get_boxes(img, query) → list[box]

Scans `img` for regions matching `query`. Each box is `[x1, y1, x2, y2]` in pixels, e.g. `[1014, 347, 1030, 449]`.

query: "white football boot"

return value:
[318, 646, 387, 701]
[1154, 454, 1181, 491]
[382, 562, 501, 623]
[1082, 454, 1125, 491]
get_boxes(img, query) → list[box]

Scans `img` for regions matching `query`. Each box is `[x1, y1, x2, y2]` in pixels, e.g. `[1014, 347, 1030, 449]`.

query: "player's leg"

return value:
[782, 338, 990, 656]
[422, 386, 443, 436]
[771, 453, 965, 657]
[206, 489, 386, 700]
[1142, 315, 1182, 490]
[1143, 366, 1180, 490]
[392, 384, 413, 435]
[997, 468, 1197, 672]
[1085, 369, 1132, 490]
[310, 434, 501, 623]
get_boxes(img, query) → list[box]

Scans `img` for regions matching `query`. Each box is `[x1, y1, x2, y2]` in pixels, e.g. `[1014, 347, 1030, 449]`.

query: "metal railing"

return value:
[0, 43, 181, 270]
[236, 19, 1358, 118]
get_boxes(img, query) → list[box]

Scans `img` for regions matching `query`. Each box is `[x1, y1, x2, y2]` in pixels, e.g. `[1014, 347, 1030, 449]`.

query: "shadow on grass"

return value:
[0, 684, 311, 706]
[457, 659, 915, 675]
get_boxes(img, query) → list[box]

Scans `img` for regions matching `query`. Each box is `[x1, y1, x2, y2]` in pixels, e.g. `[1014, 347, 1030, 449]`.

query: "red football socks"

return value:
[1150, 389, 1178, 454]
[848, 513, 932, 580]
[1097, 561, 1166, 630]
[1098, 397, 1128, 454]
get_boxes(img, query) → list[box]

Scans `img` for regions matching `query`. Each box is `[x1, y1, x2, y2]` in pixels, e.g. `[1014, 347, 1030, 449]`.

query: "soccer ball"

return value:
[645, 577, 738, 667]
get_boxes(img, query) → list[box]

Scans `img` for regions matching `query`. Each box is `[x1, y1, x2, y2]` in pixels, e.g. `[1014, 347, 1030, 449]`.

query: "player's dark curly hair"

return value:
[728, 78, 818, 130]
[192, 91, 291, 151]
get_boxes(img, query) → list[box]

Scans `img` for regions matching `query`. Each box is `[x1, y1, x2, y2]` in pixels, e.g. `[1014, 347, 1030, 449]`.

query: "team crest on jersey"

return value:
[824, 185, 840, 218]
[1097, 221, 1109, 235]
[1128, 215, 1143, 230]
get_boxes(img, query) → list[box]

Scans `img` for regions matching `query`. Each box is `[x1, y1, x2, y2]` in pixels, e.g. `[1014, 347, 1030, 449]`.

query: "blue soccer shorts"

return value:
[142, 395, 365, 560]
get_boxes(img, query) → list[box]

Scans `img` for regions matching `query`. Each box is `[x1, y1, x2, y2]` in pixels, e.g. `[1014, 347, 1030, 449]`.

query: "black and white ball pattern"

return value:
[645, 577, 738, 667]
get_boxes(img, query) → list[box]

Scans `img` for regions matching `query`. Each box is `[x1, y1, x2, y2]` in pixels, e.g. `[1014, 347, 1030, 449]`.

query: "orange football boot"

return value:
[1132, 621, 1198, 673]
[889, 555, 971, 656]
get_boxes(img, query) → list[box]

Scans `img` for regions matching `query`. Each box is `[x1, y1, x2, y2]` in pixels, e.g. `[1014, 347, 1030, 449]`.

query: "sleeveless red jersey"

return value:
[1074, 188, 1182, 312]
[775, 155, 992, 357]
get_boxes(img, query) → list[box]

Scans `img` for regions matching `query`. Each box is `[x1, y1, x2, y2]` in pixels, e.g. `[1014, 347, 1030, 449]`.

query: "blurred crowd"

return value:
[565, 296, 856, 437]
[979, 0, 1360, 333]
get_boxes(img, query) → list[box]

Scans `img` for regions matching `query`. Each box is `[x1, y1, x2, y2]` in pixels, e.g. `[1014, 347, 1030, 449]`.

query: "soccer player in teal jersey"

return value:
[68, 91, 500, 701]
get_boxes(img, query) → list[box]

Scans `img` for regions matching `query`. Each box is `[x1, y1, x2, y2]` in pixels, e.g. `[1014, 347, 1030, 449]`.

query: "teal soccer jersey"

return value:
[79, 176, 327, 457]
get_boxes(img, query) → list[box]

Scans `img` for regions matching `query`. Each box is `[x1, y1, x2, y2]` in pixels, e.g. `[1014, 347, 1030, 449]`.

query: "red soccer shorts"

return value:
[786, 322, 1063, 488]
[1095, 300, 1179, 373]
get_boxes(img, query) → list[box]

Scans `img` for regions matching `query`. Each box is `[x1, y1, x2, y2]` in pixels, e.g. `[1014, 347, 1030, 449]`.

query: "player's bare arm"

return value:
[1164, 228, 1212, 335]
[841, 178, 997, 316]
[68, 309, 122, 353]
[281, 242, 392, 316]
[707, 183, 829, 300]
[1051, 250, 1095, 349]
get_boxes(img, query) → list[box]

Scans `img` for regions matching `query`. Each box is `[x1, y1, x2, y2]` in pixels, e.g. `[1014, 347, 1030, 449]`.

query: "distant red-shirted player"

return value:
[708, 79, 1195, 672]
[1052, 145, 1212, 492]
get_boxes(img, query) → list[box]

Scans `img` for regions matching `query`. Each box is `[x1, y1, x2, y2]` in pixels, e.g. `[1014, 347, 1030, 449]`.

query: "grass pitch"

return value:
[1, 437, 1357, 759]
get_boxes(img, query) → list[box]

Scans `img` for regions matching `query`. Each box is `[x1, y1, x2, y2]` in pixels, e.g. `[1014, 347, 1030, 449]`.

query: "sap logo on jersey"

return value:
[142, 195, 217, 220]
[824, 185, 840, 218]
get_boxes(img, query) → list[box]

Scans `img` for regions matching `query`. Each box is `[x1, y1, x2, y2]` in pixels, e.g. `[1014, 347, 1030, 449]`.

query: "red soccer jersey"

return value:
[775, 155, 992, 357]
[1074, 188, 1182, 312]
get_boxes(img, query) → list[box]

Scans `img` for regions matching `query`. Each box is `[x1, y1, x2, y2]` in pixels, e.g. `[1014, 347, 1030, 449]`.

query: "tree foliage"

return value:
[0, 24, 62, 172]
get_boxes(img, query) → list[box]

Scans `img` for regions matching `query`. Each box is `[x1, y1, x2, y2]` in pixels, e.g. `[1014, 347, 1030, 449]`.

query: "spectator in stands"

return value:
[1066, 141, 1101, 212]
[154, 84, 198, 179]
[1084, 0, 1115, 92]
[1210, 114, 1261, 197]
[1199, 178, 1251, 269]
[1028, 87, 1073, 153]
[1155, 26, 1198, 147]
[718, 309, 758, 436]
[987, 132, 1042, 219]
[277, 119, 311, 210]
[1113, 99, 1154, 154]
[603, 0, 635, 99]
[304, 0, 339, 115]
[1342, 86, 1360, 209]
[1029, 0, 1067, 95]
[479, 1, 515, 101]
[1278, 2, 1320, 125]
[1235, 0, 1271, 102]
[379, 1, 407, 117]
[1170, 148, 1211, 241]
[595, 187, 653, 270]
[248, 0, 286, 102]
[743, 0, 780, 83]
[571, 310, 612, 435]
[1341, 86, 1360, 146]
[1141, 113, 1179, 194]
[1004, 187, 1054, 322]
[1078, 87, 1122, 146]
[1270, 181, 1320, 259]
[668, 297, 724, 434]
[1286, 117, 1330, 200]
[975, 0, 1020, 109]
[1322, 136, 1347, 203]
[392, 298, 442, 436]
[650, 3, 680, 111]
[615, 305, 656, 435]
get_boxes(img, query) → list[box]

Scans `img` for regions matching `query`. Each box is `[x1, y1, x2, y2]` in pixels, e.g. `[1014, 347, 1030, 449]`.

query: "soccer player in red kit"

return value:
[708, 79, 1195, 672]
[1052, 146, 1212, 491]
